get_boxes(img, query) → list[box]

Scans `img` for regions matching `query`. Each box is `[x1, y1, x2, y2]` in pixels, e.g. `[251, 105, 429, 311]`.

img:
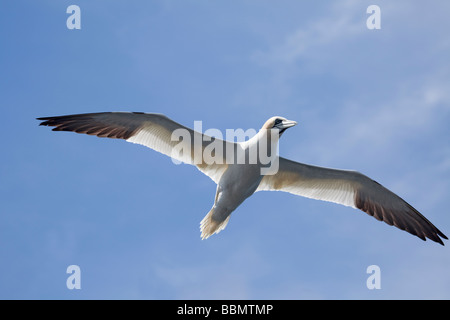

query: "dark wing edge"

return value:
[355, 181, 448, 245]
[37, 112, 149, 140]
[259, 157, 447, 245]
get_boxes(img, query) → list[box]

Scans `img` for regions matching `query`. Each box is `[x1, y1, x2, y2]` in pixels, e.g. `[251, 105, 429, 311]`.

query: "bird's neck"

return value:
[240, 128, 280, 160]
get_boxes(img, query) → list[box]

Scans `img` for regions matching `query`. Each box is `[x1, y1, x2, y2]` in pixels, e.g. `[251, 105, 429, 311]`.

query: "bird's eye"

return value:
[274, 118, 282, 126]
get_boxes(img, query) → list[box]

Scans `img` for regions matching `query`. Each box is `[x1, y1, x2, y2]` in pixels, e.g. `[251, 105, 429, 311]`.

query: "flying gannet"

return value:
[37, 112, 447, 245]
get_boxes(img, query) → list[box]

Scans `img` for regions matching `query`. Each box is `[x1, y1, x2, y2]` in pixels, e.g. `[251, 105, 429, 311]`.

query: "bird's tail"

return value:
[200, 208, 231, 240]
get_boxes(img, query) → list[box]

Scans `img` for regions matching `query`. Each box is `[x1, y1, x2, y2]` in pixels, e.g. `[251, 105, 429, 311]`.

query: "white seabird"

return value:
[37, 112, 447, 245]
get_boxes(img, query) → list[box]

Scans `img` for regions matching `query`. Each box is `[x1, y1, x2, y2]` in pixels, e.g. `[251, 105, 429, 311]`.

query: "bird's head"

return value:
[262, 116, 297, 136]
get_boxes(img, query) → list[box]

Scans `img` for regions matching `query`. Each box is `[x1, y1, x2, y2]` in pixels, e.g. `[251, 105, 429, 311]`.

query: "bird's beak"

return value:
[280, 119, 297, 129]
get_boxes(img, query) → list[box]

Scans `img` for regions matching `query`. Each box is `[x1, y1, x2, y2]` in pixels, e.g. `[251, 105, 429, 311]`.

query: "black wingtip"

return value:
[429, 232, 446, 246]
[435, 237, 445, 246]
[37, 116, 51, 126]
[434, 228, 448, 245]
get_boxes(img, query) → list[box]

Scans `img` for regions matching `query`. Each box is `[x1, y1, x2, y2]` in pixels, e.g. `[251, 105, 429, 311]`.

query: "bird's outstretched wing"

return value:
[257, 157, 447, 245]
[37, 112, 233, 184]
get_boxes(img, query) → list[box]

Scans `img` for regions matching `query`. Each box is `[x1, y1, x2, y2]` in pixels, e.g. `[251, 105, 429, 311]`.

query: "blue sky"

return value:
[1, 0, 450, 299]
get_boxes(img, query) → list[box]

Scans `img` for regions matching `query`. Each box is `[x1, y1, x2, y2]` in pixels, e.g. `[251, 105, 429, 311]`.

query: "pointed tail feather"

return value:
[200, 208, 231, 240]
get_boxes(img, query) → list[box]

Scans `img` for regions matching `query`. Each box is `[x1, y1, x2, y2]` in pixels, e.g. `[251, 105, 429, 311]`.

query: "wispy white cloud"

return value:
[246, 0, 450, 164]
[336, 78, 450, 153]
[251, 0, 365, 68]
